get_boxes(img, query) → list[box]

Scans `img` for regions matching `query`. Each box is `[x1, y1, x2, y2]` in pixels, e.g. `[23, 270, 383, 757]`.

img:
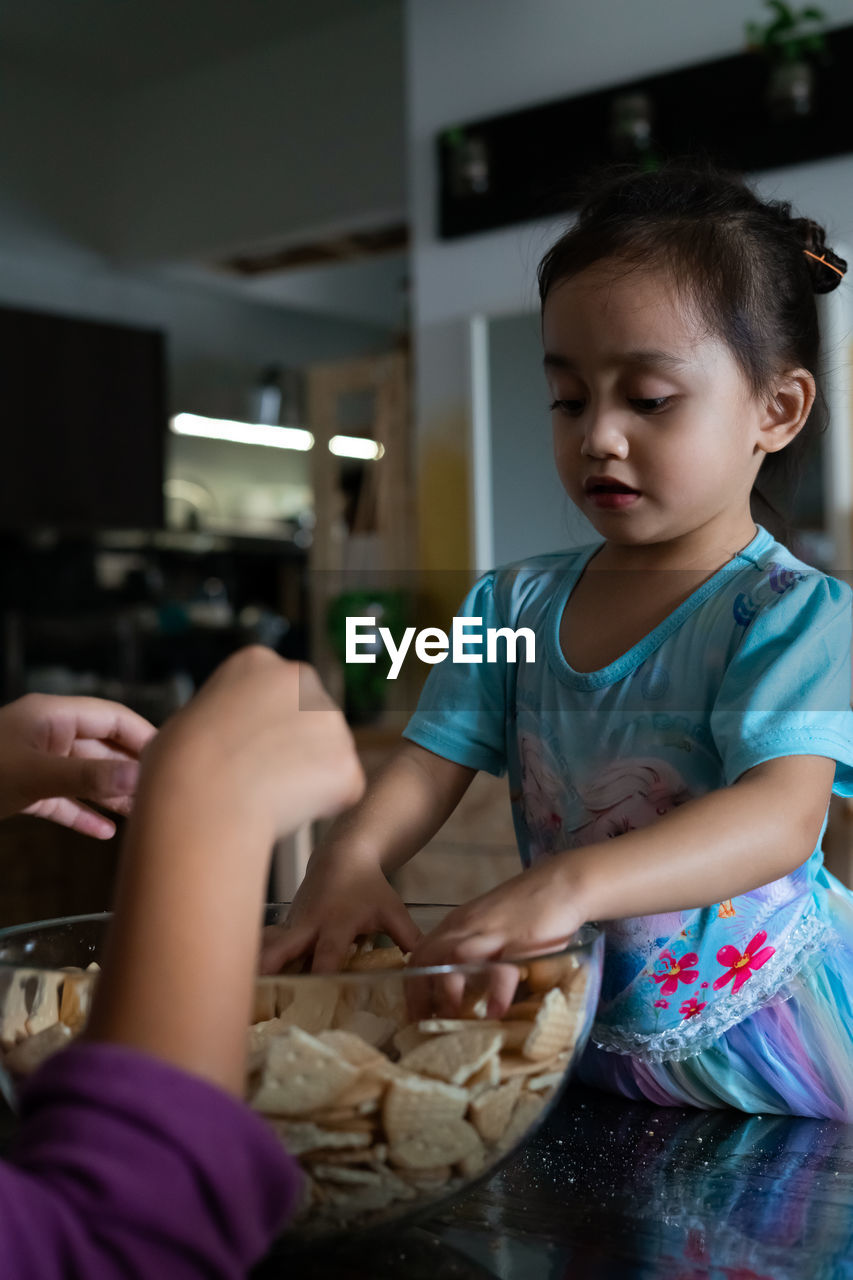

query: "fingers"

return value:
[52, 755, 140, 807]
[384, 902, 423, 956]
[482, 965, 520, 1018]
[11, 750, 140, 821]
[68, 738, 138, 764]
[22, 796, 117, 840]
[451, 932, 507, 962]
[38, 695, 155, 758]
[261, 897, 421, 978]
[311, 930, 360, 974]
[257, 922, 317, 975]
[90, 704, 156, 758]
[97, 793, 135, 817]
[406, 970, 467, 1021]
[405, 974, 435, 1022]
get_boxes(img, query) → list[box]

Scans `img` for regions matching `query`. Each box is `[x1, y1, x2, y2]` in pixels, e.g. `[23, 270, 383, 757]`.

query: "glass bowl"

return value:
[0, 904, 603, 1238]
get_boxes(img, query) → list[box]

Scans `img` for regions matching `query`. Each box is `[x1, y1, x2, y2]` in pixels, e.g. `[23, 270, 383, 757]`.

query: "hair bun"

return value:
[791, 216, 847, 294]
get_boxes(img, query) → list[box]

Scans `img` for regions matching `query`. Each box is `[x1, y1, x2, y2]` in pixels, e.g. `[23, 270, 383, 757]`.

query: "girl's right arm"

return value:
[261, 741, 476, 973]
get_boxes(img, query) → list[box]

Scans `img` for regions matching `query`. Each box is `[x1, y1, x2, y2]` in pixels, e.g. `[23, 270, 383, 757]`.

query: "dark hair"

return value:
[537, 162, 847, 535]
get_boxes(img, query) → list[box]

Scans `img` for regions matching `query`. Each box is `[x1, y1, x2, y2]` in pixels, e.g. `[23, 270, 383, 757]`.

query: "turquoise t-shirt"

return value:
[404, 527, 853, 1061]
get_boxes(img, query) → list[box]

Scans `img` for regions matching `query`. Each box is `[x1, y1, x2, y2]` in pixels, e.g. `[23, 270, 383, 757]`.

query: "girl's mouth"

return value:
[584, 479, 641, 509]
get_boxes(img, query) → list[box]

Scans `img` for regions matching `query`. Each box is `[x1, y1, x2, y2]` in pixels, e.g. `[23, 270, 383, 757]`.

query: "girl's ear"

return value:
[757, 368, 816, 455]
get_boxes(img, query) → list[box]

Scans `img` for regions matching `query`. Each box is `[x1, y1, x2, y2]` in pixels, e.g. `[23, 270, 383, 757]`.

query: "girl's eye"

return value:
[549, 398, 585, 416]
[630, 397, 672, 414]
[550, 396, 674, 417]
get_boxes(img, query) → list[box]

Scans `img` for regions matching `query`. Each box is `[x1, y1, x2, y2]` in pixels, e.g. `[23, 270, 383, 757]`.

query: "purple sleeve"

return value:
[0, 1042, 302, 1280]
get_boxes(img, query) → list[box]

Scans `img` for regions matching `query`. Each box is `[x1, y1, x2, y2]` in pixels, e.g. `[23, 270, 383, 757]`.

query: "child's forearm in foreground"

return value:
[84, 771, 272, 1096]
[85, 650, 363, 1095]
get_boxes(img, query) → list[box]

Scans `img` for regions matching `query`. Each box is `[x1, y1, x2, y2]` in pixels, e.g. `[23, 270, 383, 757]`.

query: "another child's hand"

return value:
[409, 860, 586, 1013]
[144, 647, 365, 843]
[0, 693, 155, 838]
[259, 855, 421, 975]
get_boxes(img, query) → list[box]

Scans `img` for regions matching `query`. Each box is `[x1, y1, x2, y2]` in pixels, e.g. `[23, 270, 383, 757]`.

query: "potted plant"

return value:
[745, 1, 828, 119]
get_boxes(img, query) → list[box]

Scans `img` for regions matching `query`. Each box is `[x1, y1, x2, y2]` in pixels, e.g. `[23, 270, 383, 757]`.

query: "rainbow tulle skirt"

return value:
[577, 870, 853, 1121]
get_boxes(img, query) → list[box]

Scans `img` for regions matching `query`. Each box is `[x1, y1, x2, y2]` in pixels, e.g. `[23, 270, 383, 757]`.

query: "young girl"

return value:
[268, 164, 853, 1122]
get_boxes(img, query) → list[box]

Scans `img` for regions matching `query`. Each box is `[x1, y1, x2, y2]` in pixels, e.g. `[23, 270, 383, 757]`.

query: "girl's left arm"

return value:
[410, 754, 835, 966]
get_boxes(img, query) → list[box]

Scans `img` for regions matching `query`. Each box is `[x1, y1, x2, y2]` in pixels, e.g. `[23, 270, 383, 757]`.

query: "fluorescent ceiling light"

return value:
[329, 435, 385, 460]
[171, 415, 385, 460]
[171, 413, 314, 451]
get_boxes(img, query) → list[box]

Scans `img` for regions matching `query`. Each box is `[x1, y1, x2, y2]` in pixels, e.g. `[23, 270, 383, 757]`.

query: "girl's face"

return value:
[542, 262, 774, 560]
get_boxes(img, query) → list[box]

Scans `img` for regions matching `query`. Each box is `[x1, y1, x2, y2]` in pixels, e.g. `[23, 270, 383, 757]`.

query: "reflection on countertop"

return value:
[259, 1083, 853, 1279]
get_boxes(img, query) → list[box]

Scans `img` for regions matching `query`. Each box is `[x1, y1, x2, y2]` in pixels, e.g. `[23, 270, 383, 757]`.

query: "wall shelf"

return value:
[438, 23, 853, 240]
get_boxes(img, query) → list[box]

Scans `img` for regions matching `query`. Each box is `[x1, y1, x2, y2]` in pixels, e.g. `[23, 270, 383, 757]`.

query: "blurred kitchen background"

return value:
[2, 0, 853, 924]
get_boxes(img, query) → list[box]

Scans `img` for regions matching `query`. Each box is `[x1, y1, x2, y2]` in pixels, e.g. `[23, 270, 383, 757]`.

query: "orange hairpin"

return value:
[803, 249, 845, 278]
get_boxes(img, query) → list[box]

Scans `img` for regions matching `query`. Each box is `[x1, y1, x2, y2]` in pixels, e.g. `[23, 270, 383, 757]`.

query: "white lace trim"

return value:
[590, 912, 831, 1063]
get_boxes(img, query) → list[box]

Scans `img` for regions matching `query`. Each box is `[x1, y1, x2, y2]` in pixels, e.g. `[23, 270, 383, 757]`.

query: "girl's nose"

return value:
[580, 411, 629, 460]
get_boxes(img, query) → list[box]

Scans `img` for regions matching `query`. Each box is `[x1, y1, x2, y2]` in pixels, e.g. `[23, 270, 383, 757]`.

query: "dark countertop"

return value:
[258, 1084, 853, 1280]
[3, 1082, 851, 1278]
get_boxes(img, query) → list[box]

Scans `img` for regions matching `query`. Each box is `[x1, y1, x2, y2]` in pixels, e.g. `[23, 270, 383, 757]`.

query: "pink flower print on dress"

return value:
[680, 996, 706, 1020]
[652, 949, 699, 996]
[713, 931, 775, 994]
[654, 999, 669, 1009]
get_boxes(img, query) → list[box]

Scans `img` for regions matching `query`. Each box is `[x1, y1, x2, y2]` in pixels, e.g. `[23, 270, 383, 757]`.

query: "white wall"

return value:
[487, 311, 594, 565]
[405, 0, 853, 570]
[108, 1, 405, 262]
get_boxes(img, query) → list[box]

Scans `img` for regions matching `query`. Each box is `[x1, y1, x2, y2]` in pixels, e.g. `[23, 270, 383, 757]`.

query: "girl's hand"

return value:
[408, 859, 586, 1015]
[0, 693, 155, 838]
[259, 855, 421, 975]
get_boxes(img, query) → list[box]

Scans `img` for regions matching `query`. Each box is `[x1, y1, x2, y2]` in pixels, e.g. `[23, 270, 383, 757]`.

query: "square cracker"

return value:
[497, 1092, 547, 1150]
[335, 1009, 397, 1049]
[399, 1028, 503, 1086]
[251, 1026, 358, 1115]
[1, 975, 31, 1050]
[270, 1119, 373, 1155]
[58, 973, 93, 1035]
[522, 988, 574, 1061]
[389, 1118, 482, 1170]
[383, 1073, 469, 1140]
[317, 1029, 386, 1068]
[465, 1054, 501, 1098]
[274, 979, 339, 1035]
[345, 946, 407, 972]
[25, 974, 63, 1037]
[468, 1076, 523, 1142]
